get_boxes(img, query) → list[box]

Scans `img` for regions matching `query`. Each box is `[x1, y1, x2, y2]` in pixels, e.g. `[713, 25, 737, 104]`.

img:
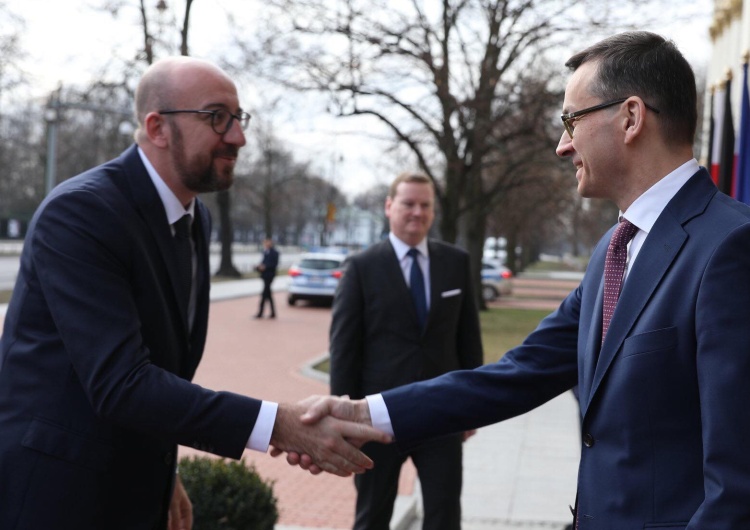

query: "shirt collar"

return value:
[388, 232, 429, 260]
[137, 146, 195, 225]
[621, 158, 699, 233]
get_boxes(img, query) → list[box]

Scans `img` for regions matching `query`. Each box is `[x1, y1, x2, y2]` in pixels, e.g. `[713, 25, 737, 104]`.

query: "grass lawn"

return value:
[480, 307, 551, 364]
[313, 306, 552, 373]
[1, 288, 553, 368]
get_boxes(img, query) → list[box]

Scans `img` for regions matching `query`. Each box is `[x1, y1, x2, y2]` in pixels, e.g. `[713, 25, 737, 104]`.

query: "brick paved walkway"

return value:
[182, 293, 416, 529]
[0, 289, 413, 530]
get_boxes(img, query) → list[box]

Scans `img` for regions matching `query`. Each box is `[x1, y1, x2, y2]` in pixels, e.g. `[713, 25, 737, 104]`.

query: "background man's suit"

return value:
[378, 169, 750, 529]
[330, 237, 483, 529]
[0, 145, 262, 529]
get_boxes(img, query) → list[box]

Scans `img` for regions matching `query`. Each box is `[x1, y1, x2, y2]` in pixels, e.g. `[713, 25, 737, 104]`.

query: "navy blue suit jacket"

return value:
[0, 145, 261, 529]
[382, 169, 750, 529]
[260, 246, 279, 281]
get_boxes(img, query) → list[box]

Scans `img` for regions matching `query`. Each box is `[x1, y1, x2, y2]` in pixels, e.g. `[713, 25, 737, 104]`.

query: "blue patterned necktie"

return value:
[407, 248, 427, 329]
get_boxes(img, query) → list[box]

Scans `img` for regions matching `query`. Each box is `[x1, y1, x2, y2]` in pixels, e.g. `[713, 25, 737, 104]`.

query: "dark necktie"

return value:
[601, 218, 638, 342]
[407, 248, 427, 329]
[173, 214, 193, 313]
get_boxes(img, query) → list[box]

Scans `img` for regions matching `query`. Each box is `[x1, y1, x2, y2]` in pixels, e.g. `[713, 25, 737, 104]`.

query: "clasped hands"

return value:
[269, 395, 386, 477]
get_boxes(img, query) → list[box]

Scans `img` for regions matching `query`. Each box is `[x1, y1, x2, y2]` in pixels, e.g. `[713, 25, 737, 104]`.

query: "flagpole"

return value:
[736, 51, 750, 205]
[718, 69, 736, 197]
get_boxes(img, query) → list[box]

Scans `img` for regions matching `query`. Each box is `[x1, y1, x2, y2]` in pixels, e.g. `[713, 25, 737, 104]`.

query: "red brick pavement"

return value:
[491, 277, 579, 311]
[0, 293, 413, 529]
[182, 292, 416, 529]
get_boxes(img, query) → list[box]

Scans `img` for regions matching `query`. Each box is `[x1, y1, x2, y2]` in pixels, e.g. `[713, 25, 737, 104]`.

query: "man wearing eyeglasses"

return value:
[295, 32, 750, 528]
[0, 56, 389, 530]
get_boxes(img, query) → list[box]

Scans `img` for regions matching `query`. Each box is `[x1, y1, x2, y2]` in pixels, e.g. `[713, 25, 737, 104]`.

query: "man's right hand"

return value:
[270, 395, 387, 477]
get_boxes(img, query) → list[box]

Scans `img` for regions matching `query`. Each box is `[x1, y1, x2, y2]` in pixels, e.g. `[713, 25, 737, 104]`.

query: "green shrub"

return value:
[179, 456, 278, 530]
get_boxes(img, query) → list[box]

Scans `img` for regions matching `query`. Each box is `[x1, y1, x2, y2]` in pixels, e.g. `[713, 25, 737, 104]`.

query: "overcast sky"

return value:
[3, 0, 716, 196]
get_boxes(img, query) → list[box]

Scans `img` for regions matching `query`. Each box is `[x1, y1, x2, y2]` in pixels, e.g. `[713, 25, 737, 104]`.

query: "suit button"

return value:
[582, 433, 595, 448]
[164, 451, 174, 465]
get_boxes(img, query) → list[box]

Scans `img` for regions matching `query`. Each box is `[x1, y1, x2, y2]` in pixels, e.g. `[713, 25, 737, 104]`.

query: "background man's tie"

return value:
[173, 214, 193, 313]
[407, 247, 427, 329]
[601, 218, 638, 342]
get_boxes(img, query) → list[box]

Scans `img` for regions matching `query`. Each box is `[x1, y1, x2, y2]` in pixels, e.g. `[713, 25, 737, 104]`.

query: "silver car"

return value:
[287, 252, 347, 306]
[481, 260, 513, 301]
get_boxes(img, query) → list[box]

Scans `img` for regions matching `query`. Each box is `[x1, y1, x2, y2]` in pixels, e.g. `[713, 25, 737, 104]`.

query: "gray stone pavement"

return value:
[405, 392, 579, 530]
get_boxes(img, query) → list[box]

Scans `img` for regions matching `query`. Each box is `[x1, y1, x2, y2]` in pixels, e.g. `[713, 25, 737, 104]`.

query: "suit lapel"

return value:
[124, 145, 191, 337]
[426, 241, 445, 330]
[586, 169, 715, 406]
[580, 270, 605, 413]
[186, 201, 211, 374]
[589, 220, 686, 399]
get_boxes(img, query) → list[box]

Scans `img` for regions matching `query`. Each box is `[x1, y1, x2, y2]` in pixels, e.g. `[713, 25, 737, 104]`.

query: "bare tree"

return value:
[353, 183, 389, 237]
[232, 0, 698, 306]
[0, 6, 36, 233]
[96, 1, 254, 278]
[0, 6, 26, 110]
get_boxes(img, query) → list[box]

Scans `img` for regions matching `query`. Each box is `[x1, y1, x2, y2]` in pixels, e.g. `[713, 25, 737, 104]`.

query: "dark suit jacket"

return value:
[259, 246, 279, 281]
[330, 238, 483, 399]
[0, 145, 261, 530]
[381, 169, 750, 529]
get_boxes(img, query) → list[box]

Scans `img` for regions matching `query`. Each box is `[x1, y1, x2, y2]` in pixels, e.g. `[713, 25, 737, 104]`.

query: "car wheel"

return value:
[288, 295, 296, 306]
[482, 284, 499, 302]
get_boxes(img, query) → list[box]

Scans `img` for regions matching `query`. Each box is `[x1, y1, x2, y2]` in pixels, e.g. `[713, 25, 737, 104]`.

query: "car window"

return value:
[298, 259, 342, 270]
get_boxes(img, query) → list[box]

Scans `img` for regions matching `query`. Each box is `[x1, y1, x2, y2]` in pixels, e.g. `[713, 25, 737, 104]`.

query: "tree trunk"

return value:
[215, 190, 241, 277]
[465, 206, 488, 311]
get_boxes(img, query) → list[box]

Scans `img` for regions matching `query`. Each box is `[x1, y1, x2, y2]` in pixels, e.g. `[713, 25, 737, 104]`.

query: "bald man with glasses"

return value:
[0, 56, 387, 530]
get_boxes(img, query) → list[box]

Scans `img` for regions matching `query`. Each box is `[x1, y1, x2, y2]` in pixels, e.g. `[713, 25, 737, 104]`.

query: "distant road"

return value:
[0, 243, 302, 291]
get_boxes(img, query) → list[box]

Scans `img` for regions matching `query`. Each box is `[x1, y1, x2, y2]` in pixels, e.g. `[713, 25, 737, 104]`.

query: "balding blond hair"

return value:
[388, 171, 434, 198]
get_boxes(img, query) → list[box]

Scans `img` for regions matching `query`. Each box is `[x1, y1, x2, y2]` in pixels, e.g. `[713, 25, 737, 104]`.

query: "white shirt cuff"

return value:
[366, 394, 394, 437]
[246, 400, 278, 452]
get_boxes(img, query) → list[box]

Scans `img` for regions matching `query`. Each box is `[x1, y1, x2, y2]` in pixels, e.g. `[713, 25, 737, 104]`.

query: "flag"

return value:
[718, 76, 735, 196]
[711, 84, 725, 186]
[706, 88, 715, 173]
[737, 60, 750, 205]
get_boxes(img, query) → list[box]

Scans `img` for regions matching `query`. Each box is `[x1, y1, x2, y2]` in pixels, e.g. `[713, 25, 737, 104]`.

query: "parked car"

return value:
[287, 252, 348, 306]
[481, 260, 512, 301]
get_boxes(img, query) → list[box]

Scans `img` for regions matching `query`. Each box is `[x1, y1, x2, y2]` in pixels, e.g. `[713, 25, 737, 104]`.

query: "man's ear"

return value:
[623, 97, 647, 144]
[144, 111, 169, 148]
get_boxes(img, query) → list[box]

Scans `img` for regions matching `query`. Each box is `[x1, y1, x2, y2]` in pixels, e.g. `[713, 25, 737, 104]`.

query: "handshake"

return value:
[269, 395, 389, 477]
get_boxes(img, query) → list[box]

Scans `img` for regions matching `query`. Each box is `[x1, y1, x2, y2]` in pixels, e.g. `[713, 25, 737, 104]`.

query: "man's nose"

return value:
[556, 130, 574, 158]
[223, 119, 247, 147]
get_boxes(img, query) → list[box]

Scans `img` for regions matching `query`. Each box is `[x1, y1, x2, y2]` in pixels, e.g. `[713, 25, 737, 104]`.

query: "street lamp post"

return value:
[44, 91, 61, 196]
[42, 88, 133, 195]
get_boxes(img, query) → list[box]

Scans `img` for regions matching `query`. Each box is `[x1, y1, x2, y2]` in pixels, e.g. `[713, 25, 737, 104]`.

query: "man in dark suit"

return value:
[298, 32, 750, 528]
[255, 238, 279, 318]
[0, 56, 387, 530]
[330, 172, 483, 530]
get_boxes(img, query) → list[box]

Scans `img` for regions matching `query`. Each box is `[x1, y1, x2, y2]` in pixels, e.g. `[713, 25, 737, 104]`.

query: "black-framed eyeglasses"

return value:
[158, 108, 252, 135]
[560, 98, 660, 139]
